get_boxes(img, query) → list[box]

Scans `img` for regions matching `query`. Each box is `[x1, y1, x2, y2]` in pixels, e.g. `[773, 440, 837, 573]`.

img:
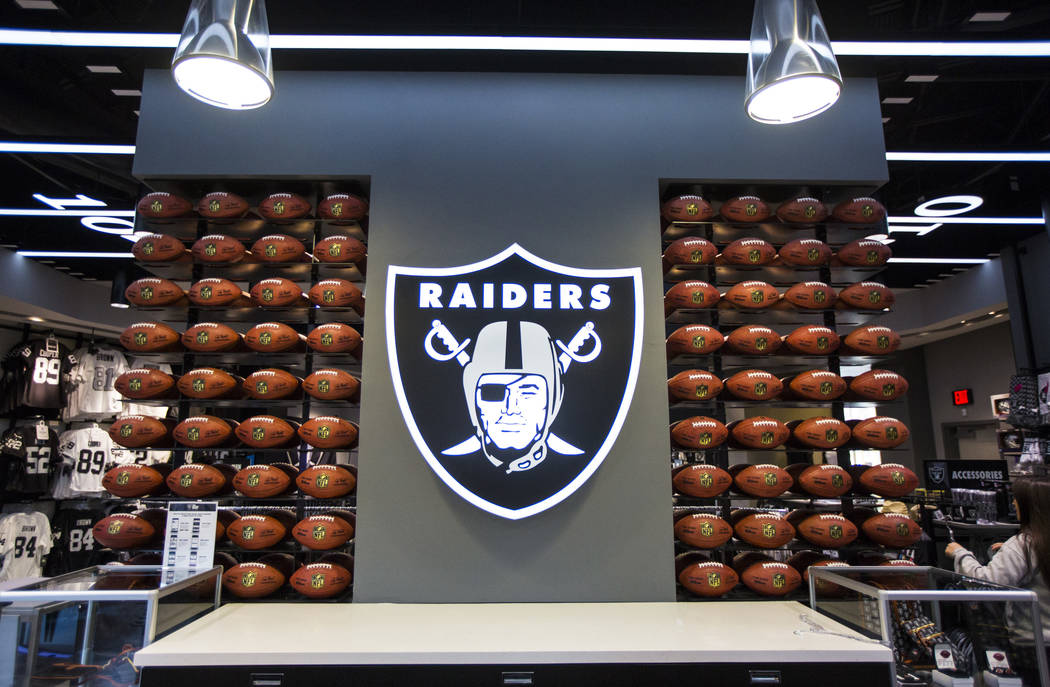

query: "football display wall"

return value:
[133, 70, 888, 602]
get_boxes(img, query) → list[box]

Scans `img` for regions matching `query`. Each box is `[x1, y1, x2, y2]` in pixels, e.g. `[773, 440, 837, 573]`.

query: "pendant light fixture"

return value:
[745, 0, 842, 125]
[171, 0, 274, 110]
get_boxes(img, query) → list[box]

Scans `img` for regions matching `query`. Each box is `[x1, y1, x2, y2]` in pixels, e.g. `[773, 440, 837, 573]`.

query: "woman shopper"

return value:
[946, 476, 1050, 684]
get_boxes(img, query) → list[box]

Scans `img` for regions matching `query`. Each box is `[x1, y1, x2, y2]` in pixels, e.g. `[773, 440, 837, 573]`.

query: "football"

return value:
[292, 514, 354, 550]
[721, 195, 771, 223]
[739, 560, 802, 596]
[783, 325, 840, 355]
[849, 370, 909, 401]
[860, 513, 922, 548]
[245, 322, 304, 352]
[108, 415, 172, 448]
[677, 557, 738, 598]
[783, 282, 837, 310]
[243, 369, 301, 400]
[308, 279, 364, 312]
[661, 194, 715, 222]
[674, 513, 733, 549]
[722, 238, 776, 265]
[670, 416, 728, 450]
[132, 234, 187, 262]
[776, 197, 828, 224]
[832, 197, 886, 224]
[786, 551, 850, 583]
[182, 323, 242, 352]
[838, 282, 895, 310]
[314, 235, 367, 263]
[198, 191, 249, 219]
[787, 464, 852, 498]
[724, 325, 782, 355]
[120, 322, 182, 352]
[318, 193, 369, 222]
[307, 323, 363, 356]
[222, 562, 285, 599]
[251, 278, 304, 307]
[667, 370, 723, 402]
[298, 416, 358, 449]
[672, 464, 732, 497]
[191, 234, 247, 263]
[166, 463, 235, 498]
[666, 325, 724, 356]
[849, 417, 910, 448]
[235, 415, 299, 449]
[788, 417, 851, 449]
[724, 281, 780, 309]
[102, 464, 168, 498]
[226, 515, 288, 550]
[733, 512, 795, 548]
[290, 562, 352, 599]
[125, 278, 184, 307]
[792, 513, 858, 548]
[724, 370, 783, 401]
[784, 370, 846, 401]
[843, 325, 900, 354]
[836, 239, 892, 266]
[251, 234, 307, 263]
[216, 510, 240, 541]
[663, 237, 718, 268]
[857, 463, 919, 497]
[115, 368, 176, 400]
[664, 280, 721, 314]
[297, 464, 357, 498]
[187, 278, 247, 307]
[93, 514, 156, 549]
[259, 193, 311, 220]
[731, 463, 792, 497]
[728, 418, 790, 450]
[232, 463, 297, 498]
[173, 416, 235, 448]
[177, 367, 242, 399]
[779, 239, 832, 266]
[303, 369, 360, 401]
[137, 191, 193, 219]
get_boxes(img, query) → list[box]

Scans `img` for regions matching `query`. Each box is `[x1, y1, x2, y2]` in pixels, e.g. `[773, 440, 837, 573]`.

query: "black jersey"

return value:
[17, 338, 76, 410]
[45, 507, 105, 575]
[1, 423, 59, 494]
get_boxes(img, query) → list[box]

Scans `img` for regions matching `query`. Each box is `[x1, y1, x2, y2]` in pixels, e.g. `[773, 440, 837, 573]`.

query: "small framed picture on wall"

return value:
[990, 393, 1010, 418]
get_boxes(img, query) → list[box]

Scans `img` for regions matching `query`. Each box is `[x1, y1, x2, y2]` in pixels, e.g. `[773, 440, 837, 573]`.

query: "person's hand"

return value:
[945, 542, 965, 556]
[990, 542, 1003, 553]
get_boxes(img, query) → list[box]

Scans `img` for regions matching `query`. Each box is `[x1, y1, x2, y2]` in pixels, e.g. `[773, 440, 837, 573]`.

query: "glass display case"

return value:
[0, 565, 221, 687]
[809, 565, 1048, 686]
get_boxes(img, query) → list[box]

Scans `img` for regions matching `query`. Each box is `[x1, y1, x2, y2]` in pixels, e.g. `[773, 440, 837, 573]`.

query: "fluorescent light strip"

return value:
[888, 215, 1044, 225]
[0, 142, 136, 154]
[17, 251, 133, 258]
[1, 29, 1049, 57]
[887, 151, 1050, 162]
[0, 209, 135, 217]
[888, 258, 990, 264]
[86, 65, 121, 73]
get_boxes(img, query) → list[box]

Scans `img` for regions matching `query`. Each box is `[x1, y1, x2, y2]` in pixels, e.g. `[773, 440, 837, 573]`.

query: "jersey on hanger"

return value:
[0, 422, 59, 494]
[67, 347, 129, 420]
[0, 511, 53, 582]
[58, 426, 112, 495]
[45, 507, 105, 575]
[17, 338, 77, 409]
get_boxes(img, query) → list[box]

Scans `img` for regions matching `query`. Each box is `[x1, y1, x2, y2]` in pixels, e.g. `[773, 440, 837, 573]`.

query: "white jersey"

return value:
[66, 347, 129, 420]
[58, 426, 112, 495]
[110, 447, 171, 467]
[0, 511, 53, 582]
[124, 357, 171, 419]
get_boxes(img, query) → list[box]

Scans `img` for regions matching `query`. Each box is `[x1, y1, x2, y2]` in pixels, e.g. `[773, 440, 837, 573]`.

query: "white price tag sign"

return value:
[35, 420, 49, 441]
[934, 643, 958, 672]
[162, 502, 217, 584]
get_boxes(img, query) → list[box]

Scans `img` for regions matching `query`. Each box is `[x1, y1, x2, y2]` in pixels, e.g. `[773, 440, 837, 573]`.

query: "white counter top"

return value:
[135, 601, 891, 667]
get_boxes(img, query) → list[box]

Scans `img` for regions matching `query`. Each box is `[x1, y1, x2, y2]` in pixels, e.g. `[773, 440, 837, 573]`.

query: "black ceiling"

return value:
[0, 0, 1048, 286]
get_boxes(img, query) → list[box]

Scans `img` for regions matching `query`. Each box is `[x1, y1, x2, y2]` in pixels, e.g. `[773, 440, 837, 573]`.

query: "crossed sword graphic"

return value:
[424, 319, 601, 457]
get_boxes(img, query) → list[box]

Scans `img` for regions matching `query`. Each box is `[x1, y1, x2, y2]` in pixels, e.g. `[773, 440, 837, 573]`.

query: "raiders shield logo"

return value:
[387, 244, 642, 519]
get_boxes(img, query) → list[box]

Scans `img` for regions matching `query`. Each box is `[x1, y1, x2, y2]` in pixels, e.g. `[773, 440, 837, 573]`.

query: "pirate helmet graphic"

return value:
[461, 321, 564, 472]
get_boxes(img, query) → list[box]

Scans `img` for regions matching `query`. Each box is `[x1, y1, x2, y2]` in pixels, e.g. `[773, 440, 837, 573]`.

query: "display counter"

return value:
[135, 601, 893, 686]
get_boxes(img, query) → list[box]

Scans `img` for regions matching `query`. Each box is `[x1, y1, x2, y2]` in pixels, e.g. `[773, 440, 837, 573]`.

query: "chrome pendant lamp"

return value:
[172, 0, 274, 110]
[745, 0, 842, 125]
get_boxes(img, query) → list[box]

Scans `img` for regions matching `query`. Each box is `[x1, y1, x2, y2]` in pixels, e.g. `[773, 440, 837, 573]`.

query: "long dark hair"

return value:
[1013, 476, 1050, 585]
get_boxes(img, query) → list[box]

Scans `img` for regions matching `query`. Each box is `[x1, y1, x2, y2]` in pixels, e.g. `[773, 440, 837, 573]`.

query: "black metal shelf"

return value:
[665, 306, 890, 327]
[122, 398, 359, 409]
[126, 351, 362, 368]
[140, 494, 356, 505]
[128, 304, 363, 324]
[669, 398, 898, 410]
[662, 264, 886, 286]
[667, 353, 890, 368]
[134, 260, 365, 283]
